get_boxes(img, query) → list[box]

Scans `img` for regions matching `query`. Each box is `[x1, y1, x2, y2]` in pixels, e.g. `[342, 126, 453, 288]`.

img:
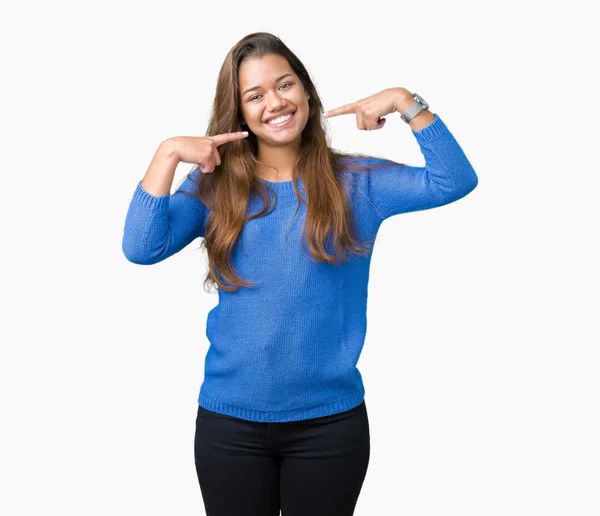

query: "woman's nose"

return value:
[267, 93, 286, 110]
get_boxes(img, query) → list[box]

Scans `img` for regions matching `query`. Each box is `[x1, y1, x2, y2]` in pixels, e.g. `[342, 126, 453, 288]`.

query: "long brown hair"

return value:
[176, 32, 400, 293]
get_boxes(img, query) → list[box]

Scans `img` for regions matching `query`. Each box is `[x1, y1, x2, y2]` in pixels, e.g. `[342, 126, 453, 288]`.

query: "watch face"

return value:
[413, 93, 429, 110]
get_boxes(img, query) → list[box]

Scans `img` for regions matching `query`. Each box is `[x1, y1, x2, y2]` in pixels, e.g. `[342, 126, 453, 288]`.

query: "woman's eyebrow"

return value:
[242, 73, 294, 96]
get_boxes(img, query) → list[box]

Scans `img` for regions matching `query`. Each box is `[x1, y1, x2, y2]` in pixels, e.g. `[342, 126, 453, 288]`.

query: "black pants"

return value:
[194, 400, 371, 516]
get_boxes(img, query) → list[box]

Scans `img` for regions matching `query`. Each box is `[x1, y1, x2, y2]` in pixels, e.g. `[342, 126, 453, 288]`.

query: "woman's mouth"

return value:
[264, 111, 296, 129]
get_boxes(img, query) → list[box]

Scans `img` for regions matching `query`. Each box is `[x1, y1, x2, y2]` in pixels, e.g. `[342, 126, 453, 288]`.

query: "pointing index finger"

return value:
[323, 103, 356, 118]
[209, 131, 249, 146]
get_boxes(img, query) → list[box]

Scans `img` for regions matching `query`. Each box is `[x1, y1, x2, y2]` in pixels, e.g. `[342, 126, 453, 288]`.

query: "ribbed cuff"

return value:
[133, 180, 170, 211]
[412, 113, 448, 142]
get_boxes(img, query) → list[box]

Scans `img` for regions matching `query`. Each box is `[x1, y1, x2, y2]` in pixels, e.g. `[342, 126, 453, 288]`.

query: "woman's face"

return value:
[238, 54, 310, 148]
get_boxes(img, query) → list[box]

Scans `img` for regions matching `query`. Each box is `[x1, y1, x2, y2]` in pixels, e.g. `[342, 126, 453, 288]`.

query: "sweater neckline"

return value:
[257, 176, 302, 197]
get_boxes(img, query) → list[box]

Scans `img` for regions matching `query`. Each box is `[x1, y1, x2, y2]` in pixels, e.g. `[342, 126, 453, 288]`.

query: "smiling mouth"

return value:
[265, 111, 296, 128]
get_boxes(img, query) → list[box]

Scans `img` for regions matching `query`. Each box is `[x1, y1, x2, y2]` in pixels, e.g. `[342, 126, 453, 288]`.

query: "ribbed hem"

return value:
[412, 113, 448, 142]
[133, 180, 170, 210]
[198, 389, 366, 423]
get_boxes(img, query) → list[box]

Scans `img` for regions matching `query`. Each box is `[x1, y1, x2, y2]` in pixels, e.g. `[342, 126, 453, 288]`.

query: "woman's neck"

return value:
[256, 142, 300, 181]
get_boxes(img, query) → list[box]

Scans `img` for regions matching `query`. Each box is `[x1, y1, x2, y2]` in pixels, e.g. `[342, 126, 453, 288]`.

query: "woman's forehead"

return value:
[239, 55, 294, 86]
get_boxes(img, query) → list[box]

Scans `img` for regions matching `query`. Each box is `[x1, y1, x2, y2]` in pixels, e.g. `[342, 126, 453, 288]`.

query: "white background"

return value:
[2, 0, 598, 515]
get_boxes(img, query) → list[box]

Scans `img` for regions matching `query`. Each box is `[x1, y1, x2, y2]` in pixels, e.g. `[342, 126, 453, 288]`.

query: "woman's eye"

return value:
[249, 83, 292, 102]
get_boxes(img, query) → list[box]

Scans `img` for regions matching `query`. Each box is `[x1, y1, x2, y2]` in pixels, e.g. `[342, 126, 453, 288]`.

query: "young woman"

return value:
[122, 32, 478, 516]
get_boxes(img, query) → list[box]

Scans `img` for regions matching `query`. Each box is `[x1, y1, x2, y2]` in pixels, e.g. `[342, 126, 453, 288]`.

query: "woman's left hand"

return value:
[323, 87, 412, 130]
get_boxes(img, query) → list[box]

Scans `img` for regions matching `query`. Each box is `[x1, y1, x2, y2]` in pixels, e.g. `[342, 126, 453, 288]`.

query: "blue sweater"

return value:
[122, 113, 478, 422]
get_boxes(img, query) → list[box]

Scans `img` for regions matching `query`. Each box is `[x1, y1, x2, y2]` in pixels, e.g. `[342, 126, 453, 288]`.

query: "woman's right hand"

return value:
[166, 131, 249, 174]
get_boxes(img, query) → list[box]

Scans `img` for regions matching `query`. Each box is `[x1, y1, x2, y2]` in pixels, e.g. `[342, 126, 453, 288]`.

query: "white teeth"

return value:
[267, 113, 293, 125]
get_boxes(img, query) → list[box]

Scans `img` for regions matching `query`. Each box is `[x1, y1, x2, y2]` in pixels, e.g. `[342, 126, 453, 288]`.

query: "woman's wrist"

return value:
[394, 91, 435, 132]
[159, 137, 183, 163]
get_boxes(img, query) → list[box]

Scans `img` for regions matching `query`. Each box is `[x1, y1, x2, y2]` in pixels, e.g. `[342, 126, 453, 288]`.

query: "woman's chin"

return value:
[259, 130, 301, 145]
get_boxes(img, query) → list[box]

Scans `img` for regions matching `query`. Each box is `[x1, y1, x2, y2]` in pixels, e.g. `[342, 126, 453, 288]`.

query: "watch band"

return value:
[400, 93, 429, 123]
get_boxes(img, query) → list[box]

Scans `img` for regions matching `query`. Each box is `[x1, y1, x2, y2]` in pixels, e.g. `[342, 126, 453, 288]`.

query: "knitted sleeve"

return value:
[359, 114, 479, 222]
[122, 167, 206, 264]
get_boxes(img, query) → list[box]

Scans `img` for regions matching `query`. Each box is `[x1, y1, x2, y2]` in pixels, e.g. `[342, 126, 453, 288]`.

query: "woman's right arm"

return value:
[121, 139, 206, 265]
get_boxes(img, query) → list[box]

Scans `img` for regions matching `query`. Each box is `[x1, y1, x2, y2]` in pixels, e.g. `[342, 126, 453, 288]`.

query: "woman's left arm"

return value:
[324, 87, 479, 221]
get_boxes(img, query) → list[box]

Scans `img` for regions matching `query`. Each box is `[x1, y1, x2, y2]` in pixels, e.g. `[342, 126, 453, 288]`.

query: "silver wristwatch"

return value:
[400, 92, 430, 123]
